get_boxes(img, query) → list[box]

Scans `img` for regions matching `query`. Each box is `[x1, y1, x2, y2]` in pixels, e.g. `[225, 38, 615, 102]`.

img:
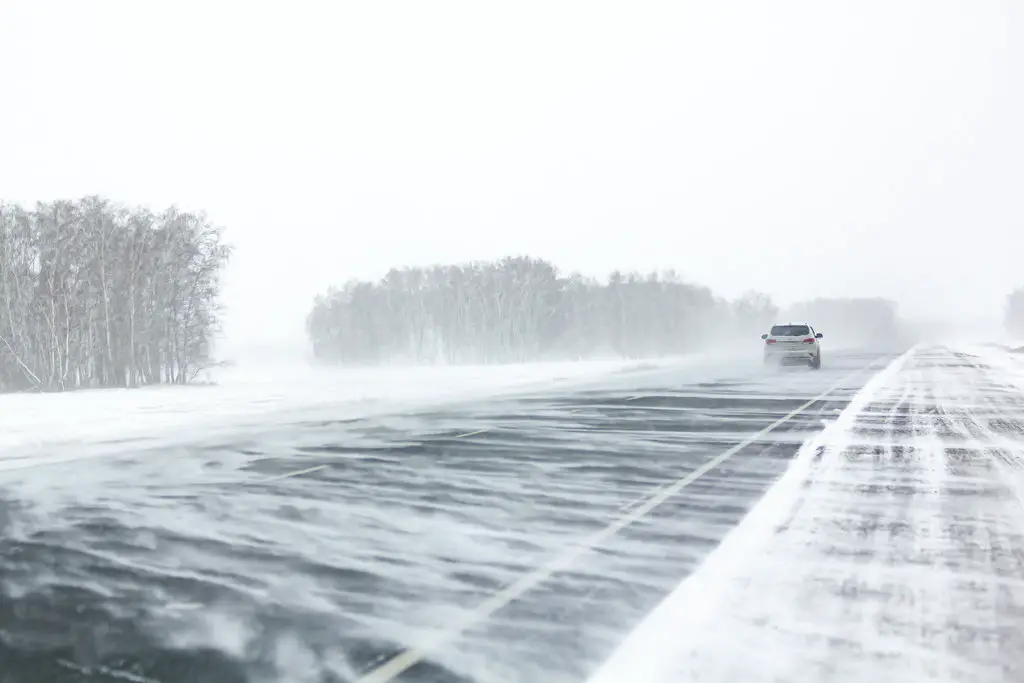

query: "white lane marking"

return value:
[570, 392, 643, 414]
[353, 360, 885, 683]
[619, 482, 669, 512]
[255, 464, 329, 483]
[452, 428, 490, 439]
[613, 379, 862, 515]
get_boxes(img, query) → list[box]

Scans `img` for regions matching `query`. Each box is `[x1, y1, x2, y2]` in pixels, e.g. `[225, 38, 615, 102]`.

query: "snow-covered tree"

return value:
[306, 257, 777, 364]
[0, 197, 232, 392]
[780, 297, 901, 348]
[732, 291, 779, 336]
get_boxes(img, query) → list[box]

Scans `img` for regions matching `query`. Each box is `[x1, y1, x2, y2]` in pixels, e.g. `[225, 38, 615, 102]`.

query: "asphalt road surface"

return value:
[1, 347, 1020, 683]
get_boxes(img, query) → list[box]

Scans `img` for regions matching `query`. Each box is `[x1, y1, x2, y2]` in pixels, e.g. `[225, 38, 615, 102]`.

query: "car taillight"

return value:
[765, 339, 776, 344]
[802, 337, 814, 343]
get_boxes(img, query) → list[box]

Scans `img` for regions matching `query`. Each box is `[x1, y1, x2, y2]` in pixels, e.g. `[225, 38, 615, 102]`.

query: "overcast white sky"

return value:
[1, 1, 1020, 356]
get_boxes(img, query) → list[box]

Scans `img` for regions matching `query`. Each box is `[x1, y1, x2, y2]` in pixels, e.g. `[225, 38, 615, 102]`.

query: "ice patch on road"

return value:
[588, 345, 1024, 683]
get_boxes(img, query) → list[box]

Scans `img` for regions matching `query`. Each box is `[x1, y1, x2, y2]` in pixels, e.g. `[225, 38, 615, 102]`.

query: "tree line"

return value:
[306, 255, 905, 365]
[779, 296, 903, 349]
[0, 196, 232, 392]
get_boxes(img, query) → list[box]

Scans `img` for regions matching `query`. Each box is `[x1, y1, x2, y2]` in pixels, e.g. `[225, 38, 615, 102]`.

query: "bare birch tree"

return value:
[0, 197, 232, 392]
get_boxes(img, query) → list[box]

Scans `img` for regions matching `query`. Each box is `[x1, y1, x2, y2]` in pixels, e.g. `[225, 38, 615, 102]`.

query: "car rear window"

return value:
[770, 324, 810, 337]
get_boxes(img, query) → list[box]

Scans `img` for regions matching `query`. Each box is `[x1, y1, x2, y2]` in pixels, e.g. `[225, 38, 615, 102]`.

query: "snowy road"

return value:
[1, 346, 1022, 683]
[588, 345, 1024, 683]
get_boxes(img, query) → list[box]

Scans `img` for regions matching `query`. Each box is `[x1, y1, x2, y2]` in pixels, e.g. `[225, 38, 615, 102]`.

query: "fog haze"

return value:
[1, 1, 1020, 358]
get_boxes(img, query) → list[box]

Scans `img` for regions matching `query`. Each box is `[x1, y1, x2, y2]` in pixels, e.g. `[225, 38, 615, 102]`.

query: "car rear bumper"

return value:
[764, 349, 817, 364]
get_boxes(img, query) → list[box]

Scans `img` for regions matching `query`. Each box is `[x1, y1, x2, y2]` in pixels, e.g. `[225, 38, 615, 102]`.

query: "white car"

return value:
[761, 323, 823, 369]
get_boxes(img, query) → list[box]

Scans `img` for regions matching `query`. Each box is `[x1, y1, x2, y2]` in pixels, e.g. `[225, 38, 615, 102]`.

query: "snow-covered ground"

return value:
[587, 344, 1024, 683]
[0, 356, 700, 454]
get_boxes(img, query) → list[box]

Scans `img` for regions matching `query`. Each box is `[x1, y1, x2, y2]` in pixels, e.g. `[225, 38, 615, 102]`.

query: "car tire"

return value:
[810, 352, 822, 370]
